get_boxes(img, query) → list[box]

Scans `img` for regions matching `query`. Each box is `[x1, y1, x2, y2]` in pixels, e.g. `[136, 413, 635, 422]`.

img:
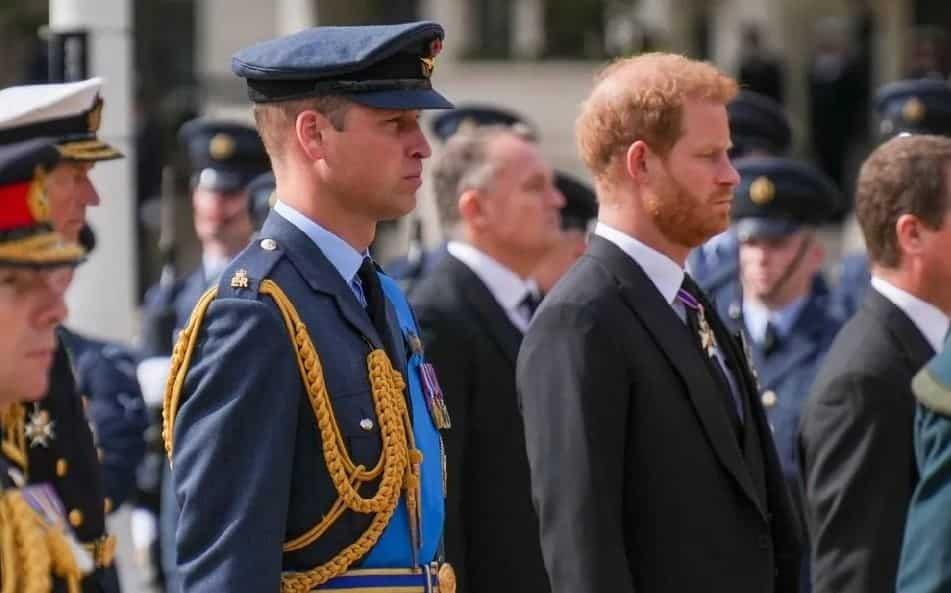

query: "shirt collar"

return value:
[273, 199, 366, 285]
[201, 252, 231, 282]
[447, 241, 537, 310]
[594, 222, 684, 306]
[871, 275, 950, 352]
[743, 297, 808, 344]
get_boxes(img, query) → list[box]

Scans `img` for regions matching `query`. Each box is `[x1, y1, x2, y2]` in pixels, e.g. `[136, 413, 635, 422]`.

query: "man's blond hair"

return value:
[252, 95, 351, 161]
[576, 53, 738, 189]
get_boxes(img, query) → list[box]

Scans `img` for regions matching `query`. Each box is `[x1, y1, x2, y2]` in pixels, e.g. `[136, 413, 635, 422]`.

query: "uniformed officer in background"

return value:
[688, 90, 793, 296]
[0, 77, 128, 593]
[832, 78, 951, 320]
[0, 138, 90, 593]
[139, 119, 270, 359]
[717, 157, 844, 500]
[162, 22, 455, 593]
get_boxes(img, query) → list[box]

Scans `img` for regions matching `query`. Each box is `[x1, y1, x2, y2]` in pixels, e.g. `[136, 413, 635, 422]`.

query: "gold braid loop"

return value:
[161, 279, 422, 593]
[0, 488, 82, 593]
[1, 404, 28, 471]
[162, 286, 219, 459]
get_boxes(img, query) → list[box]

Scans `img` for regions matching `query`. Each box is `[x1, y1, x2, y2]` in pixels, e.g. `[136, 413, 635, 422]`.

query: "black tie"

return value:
[763, 321, 779, 357]
[358, 257, 397, 361]
[519, 290, 541, 321]
[679, 276, 743, 435]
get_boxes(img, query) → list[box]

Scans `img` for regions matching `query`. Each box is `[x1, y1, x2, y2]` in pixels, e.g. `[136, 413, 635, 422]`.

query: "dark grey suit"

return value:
[517, 235, 802, 593]
[799, 287, 934, 593]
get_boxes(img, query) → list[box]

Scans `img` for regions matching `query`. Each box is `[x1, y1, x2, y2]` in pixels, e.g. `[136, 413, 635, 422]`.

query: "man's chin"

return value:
[378, 194, 417, 221]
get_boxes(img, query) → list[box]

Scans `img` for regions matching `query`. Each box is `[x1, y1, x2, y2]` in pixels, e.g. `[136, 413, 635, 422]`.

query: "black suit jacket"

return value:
[799, 288, 933, 593]
[411, 253, 549, 593]
[516, 235, 801, 593]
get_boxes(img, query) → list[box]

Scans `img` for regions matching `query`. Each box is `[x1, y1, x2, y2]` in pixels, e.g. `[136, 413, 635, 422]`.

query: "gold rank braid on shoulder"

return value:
[162, 280, 423, 593]
[0, 489, 83, 593]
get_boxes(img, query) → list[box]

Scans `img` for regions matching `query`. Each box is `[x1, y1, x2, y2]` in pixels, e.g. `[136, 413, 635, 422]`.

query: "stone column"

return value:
[50, 0, 137, 342]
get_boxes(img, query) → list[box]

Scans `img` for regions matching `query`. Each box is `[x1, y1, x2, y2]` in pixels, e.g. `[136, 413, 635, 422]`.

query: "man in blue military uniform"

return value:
[715, 157, 843, 496]
[832, 79, 951, 321]
[163, 22, 454, 593]
[62, 225, 148, 509]
[688, 90, 793, 295]
[0, 77, 131, 593]
[898, 336, 951, 593]
[139, 119, 270, 358]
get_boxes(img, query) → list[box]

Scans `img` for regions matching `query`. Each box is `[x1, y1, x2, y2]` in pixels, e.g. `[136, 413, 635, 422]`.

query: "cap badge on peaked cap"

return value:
[421, 37, 443, 78]
[209, 133, 236, 161]
[749, 176, 776, 205]
[27, 166, 50, 222]
[86, 97, 103, 133]
[902, 97, 926, 123]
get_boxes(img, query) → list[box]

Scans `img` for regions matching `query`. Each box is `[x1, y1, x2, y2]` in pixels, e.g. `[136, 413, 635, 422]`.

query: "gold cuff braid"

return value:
[162, 280, 422, 593]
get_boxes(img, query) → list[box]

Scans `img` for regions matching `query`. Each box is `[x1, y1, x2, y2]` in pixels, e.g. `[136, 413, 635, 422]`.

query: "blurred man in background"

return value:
[832, 78, 951, 320]
[800, 134, 951, 593]
[412, 124, 563, 593]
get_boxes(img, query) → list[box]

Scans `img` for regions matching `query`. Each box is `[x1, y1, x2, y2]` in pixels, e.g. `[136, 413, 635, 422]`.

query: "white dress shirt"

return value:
[594, 222, 684, 308]
[594, 222, 743, 418]
[871, 276, 950, 352]
[447, 241, 540, 332]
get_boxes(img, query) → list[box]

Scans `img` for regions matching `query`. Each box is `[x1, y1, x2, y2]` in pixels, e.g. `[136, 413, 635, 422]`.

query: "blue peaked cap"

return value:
[232, 21, 453, 110]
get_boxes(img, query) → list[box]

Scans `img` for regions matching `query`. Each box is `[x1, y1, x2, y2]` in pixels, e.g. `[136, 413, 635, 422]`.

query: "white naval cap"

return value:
[0, 77, 122, 161]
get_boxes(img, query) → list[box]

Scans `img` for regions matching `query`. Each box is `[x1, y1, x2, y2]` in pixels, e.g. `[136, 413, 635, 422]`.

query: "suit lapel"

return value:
[258, 212, 385, 351]
[864, 287, 936, 367]
[587, 236, 766, 517]
[446, 254, 522, 366]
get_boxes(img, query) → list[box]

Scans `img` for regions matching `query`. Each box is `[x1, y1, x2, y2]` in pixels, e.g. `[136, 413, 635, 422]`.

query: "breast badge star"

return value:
[25, 404, 55, 448]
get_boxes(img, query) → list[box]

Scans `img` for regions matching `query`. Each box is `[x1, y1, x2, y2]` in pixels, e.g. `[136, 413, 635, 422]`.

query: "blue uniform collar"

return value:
[272, 200, 367, 289]
[743, 296, 807, 344]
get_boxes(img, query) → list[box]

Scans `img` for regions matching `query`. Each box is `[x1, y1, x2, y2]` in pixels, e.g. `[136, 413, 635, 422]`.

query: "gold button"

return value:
[56, 459, 68, 477]
[104, 497, 114, 514]
[761, 390, 777, 408]
[359, 418, 374, 431]
[260, 238, 277, 251]
[97, 448, 104, 462]
[69, 509, 83, 528]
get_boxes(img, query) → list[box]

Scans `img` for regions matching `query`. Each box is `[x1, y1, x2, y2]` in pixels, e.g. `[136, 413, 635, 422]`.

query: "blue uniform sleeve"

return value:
[78, 343, 149, 507]
[897, 404, 951, 593]
[172, 296, 300, 593]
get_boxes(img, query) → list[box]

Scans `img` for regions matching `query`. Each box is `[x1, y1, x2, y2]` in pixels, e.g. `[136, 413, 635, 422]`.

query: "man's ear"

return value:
[458, 188, 486, 229]
[295, 110, 331, 161]
[895, 213, 926, 258]
[625, 140, 653, 185]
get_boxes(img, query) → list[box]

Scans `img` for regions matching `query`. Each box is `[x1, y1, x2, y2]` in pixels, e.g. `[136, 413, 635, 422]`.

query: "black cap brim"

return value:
[195, 168, 250, 193]
[736, 218, 801, 242]
[349, 88, 454, 110]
